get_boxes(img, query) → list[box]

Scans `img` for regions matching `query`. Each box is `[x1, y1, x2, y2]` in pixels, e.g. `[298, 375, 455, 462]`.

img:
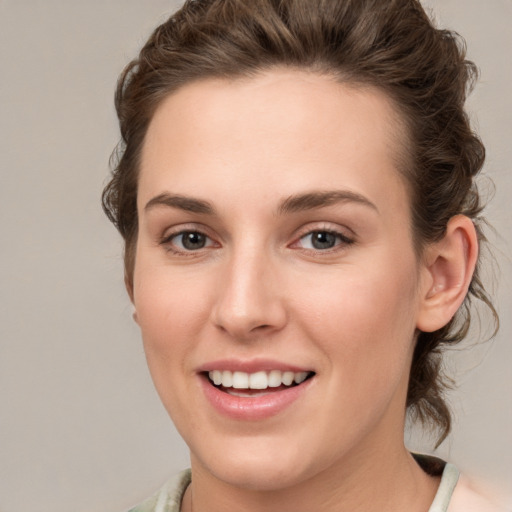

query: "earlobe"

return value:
[416, 215, 478, 333]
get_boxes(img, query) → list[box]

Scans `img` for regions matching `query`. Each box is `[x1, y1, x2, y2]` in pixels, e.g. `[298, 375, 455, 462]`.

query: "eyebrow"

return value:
[278, 190, 378, 215]
[144, 189, 378, 216]
[144, 193, 215, 215]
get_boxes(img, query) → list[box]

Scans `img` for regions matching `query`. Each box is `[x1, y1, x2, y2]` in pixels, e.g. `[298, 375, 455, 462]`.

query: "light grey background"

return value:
[0, 1, 510, 511]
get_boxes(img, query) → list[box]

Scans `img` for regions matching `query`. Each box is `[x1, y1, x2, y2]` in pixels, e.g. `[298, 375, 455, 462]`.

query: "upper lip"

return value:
[196, 358, 313, 374]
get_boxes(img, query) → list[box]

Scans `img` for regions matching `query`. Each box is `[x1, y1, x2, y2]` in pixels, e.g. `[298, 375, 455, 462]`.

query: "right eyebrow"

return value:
[144, 193, 215, 215]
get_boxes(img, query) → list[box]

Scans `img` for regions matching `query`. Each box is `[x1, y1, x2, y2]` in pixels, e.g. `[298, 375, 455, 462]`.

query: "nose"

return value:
[211, 249, 287, 340]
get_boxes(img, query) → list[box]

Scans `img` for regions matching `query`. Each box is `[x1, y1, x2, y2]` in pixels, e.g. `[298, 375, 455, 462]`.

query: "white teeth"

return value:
[232, 371, 249, 389]
[249, 371, 268, 390]
[221, 370, 233, 387]
[282, 371, 294, 386]
[207, 370, 311, 390]
[294, 371, 309, 384]
[268, 370, 282, 388]
[212, 370, 222, 386]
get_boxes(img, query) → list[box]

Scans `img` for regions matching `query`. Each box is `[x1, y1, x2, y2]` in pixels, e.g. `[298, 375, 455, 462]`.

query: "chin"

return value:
[205, 457, 310, 491]
[188, 432, 333, 492]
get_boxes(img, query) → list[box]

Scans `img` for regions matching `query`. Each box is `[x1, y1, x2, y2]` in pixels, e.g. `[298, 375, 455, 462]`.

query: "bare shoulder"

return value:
[448, 475, 511, 512]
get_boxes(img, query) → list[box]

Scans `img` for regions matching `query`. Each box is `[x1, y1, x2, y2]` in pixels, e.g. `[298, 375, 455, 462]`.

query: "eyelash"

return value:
[160, 228, 217, 256]
[292, 226, 355, 253]
[159, 225, 355, 256]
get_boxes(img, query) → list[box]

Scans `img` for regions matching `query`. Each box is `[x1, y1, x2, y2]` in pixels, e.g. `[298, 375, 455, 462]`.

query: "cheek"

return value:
[132, 271, 212, 432]
[134, 256, 211, 334]
[295, 257, 419, 385]
[292, 264, 419, 447]
[132, 262, 213, 392]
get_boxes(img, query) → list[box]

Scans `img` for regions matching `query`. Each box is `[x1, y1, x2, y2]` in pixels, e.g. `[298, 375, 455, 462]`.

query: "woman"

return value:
[103, 1, 504, 511]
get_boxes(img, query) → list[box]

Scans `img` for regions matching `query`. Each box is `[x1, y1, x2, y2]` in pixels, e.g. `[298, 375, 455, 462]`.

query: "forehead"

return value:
[139, 69, 410, 211]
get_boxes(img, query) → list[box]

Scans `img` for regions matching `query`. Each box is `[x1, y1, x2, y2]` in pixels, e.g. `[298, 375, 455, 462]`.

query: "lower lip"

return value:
[200, 375, 313, 421]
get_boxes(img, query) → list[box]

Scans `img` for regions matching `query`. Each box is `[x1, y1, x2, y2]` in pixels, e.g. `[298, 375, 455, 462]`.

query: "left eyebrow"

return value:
[277, 190, 379, 215]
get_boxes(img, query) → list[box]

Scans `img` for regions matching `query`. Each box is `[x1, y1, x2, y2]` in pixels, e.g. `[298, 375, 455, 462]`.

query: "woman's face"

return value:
[133, 70, 428, 490]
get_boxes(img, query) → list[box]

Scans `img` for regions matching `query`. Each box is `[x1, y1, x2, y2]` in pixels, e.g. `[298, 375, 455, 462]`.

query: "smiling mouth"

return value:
[206, 370, 315, 397]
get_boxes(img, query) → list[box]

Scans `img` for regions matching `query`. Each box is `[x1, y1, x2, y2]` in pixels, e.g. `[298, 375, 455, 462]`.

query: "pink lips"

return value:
[197, 359, 314, 421]
[196, 358, 311, 374]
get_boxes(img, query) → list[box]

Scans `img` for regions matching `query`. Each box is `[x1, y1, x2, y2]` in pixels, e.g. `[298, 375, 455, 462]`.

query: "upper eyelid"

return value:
[292, 222, 356, 240]
[301, 230, 353, 242]
[294, 230, 354, 248]
[160, 223, 215, 241]
[159, 228, 219, 255]
[163, 229, 212, 243]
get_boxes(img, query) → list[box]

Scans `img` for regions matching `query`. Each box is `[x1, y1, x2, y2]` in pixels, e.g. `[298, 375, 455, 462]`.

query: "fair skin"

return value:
[131, 69, 477, 512]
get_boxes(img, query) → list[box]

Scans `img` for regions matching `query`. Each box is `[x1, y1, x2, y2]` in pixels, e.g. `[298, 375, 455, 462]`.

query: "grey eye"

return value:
[297, 230, 353, 251]
[300, 231, 338, 250]
[175, 231, 208, 250]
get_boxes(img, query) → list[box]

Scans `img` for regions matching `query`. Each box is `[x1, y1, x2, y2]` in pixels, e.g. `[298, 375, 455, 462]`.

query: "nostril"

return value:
[253, 324, 270, 331]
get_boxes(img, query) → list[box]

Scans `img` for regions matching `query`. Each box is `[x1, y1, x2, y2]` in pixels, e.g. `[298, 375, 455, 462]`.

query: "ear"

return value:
[125, 273, 139, 324]
[416, 215, 478, 333]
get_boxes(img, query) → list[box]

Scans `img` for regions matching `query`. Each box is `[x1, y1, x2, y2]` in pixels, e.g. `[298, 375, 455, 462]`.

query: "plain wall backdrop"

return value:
[0, 1, 510, 511]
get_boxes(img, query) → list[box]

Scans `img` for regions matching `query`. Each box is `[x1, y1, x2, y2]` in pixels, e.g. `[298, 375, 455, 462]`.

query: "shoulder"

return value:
[126, 469, 191, 512]
[413, 455, 510, 512]
[449, 474, 510, 512]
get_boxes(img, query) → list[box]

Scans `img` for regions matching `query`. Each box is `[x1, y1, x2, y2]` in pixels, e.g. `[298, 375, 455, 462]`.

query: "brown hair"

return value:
[102, 0, 497, 443]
